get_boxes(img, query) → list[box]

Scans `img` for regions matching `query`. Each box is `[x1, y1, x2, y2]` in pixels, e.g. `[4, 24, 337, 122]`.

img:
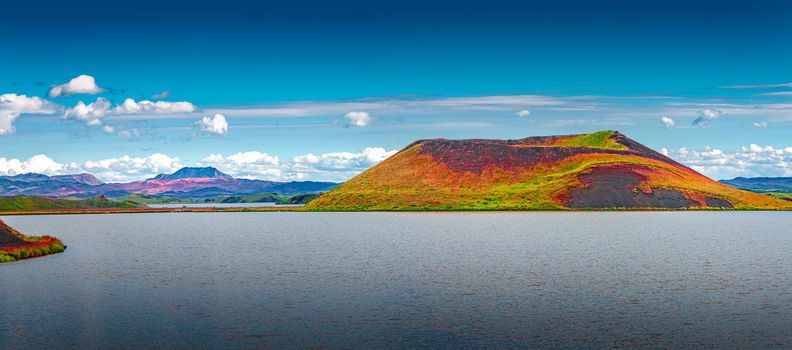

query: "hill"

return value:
[306, 131, 791, 210]
[0, 195, 139, 211]
[719, 177, 792, 193]
[113, 192, 319, 206]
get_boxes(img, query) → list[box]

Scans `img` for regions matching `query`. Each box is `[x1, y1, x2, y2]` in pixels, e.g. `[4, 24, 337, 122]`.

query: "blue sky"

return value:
[1, 0, 790, 181]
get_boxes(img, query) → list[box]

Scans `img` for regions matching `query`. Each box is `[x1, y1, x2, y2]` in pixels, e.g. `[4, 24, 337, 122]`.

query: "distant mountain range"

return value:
[306, 130, 791, 210]
[0, 167, 338, 198]
[719, 177, 792, 193]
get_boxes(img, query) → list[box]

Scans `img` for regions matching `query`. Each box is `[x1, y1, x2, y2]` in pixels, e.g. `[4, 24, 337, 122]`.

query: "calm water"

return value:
[148, 202, 302, 208]
[1, 212, 791, 349]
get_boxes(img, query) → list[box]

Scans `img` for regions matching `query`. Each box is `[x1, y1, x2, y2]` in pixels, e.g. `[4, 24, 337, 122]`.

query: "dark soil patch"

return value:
[565, 166, 705, 209]
[705, 197, 733, 208]
[0, 224, 26, 247]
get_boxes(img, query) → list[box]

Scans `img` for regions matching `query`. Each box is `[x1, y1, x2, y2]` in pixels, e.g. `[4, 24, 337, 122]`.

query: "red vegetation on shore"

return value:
[0, 219, 66, 263]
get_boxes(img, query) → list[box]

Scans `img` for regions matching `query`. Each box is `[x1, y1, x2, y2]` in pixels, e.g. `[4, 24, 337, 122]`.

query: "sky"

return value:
[1, 0, 791, 182]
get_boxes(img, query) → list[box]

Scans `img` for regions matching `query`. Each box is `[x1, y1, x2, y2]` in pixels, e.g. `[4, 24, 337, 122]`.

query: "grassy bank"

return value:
[0, 206, 303, 216]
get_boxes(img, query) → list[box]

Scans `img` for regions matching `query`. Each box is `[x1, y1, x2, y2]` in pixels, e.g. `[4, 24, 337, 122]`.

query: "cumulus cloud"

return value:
[0, 154, 79, 176]
[81, 153, 184, 182]
[0, 93, 58, 135]
[293, 147, 396, 171]
[62, 97, 197, 135]
[665, 144, 792, 179]
[49, 74, 104, 98]
[344, 111, 371, 127]
[200, 151, 282, 179]
[1, 147, 397, 182]
[196, 114, 228, 135]
[516, 110, 531, 117]
[62, 97, 112, 127]
[64, 98, 197, 121]
[752, 121, 768, 129]
[660, 116, 675, 128]
[691, 109, 721, 127]
[201, 147, 397, 181]
[112, 98, 196, 115]
[0, 152, 184, 182]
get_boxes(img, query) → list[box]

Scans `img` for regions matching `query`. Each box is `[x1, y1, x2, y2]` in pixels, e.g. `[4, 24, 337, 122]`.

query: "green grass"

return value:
[557, 130, 627, 150]
[111, 193, 186, 205]
[113, 192, 320, 205]
[0, 195, 138, 211]
[0, 192, 321, 212]
[277, 193, 320, 204]
[765, 192, 792, 200]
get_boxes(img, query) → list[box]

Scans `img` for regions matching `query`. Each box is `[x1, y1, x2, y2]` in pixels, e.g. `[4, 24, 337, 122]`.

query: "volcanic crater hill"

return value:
[306, 130, 792, 210]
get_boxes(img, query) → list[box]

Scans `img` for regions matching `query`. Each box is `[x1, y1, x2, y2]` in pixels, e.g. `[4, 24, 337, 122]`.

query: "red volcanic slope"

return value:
[306, 130, 792, 210]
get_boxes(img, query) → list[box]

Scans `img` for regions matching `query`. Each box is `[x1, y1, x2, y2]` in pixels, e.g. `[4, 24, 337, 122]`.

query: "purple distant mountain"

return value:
[154, 167, 233, 180]
[0, 167, 338, 198]
[719, 177, 792, 193]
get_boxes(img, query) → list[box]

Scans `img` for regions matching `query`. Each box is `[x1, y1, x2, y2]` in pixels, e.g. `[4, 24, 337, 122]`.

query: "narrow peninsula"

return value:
[0, 219, 65, 263]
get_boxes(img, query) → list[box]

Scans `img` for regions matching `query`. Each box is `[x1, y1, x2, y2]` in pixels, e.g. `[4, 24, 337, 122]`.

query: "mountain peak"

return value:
[154, 167, 233, 180]
[51, 173, 105, 185]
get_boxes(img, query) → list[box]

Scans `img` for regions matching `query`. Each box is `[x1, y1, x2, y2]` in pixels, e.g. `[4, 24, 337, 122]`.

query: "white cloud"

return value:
[0, 154, 78, 176]
[722, 82, 792, 89]
[660, 116, 675, 128]
[200, 151, 282, 179]
[759, 91, 792, 97]
[200, 147, 397, 182]
[541, 118, 635, 127]
[64, 98, 197, 121]
[691, 109, 721, 127]
[102, 125, 115, 134]
[152, 90, 170, 99]
[0, 93, 58, 135]
[112, 98, 196, 115]
[62, 97, 198, 134]
[344, 111, 371, 127]
[0, 153, 185, 182]
[61, 97, 112, 127]
[49, 74, 104, 98]
[202, 95, 572, 120]
[753, 121, 768, 129]
[117, 128, 141, 139]
[293, 147, 396, 171]
[665, 144, 792, 179]
[2, 147, 398, 182]
[82, 153, 183, 182]
[516, 110, 531, 117]
[428, 95, 567, 108]
[196, 114, 228, 135]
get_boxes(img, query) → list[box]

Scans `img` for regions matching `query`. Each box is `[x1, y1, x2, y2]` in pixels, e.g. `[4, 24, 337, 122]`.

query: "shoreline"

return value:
[0, 206, 789, 216]
[0, 220, 66, 263]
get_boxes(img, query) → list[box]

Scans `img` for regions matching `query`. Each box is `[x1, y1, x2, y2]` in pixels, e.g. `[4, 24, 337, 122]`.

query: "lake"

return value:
[148, 202, 302, 208]
[1, 212, 791, 348]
